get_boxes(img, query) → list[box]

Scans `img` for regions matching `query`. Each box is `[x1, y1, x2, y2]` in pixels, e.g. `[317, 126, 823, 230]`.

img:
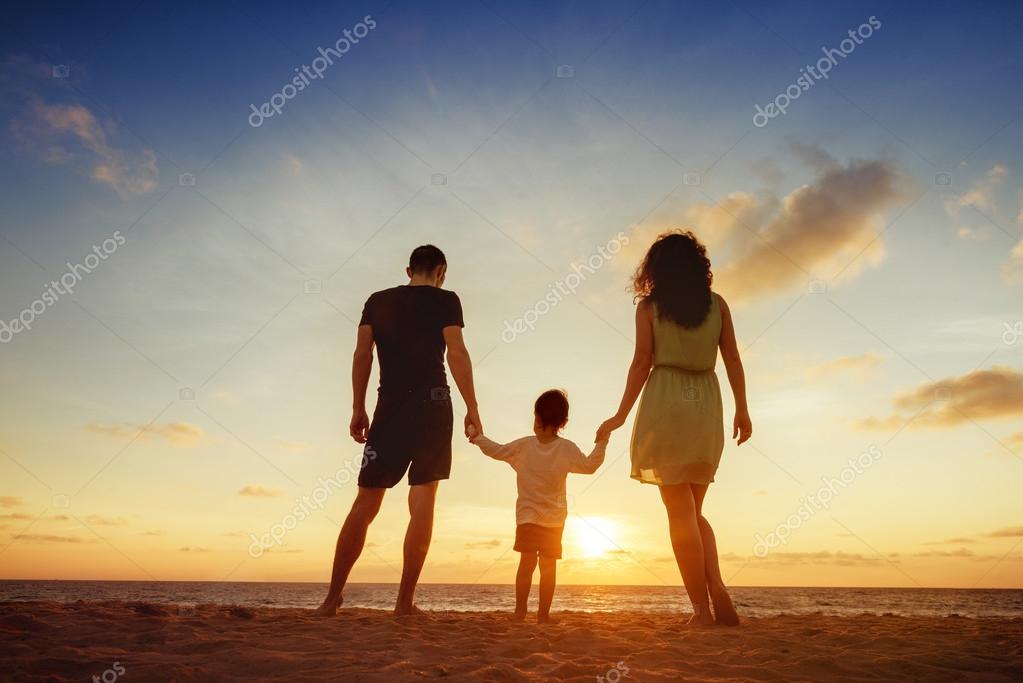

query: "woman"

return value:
[597, 230, 751, 626]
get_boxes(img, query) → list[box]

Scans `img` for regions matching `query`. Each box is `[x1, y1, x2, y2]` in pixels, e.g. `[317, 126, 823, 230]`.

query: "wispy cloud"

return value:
[464, 539, 501, 549]
[945, 164, 1007, 217]
[12, 533, 94, 544]
[178, 546, 210, 552]
[84, 422, 204, 448]
[804, 352, 884, 380]
[853, 366, 1023, 430]
[238, 485, 282, 498]
[1002, 239, 1023, 285]
[0, 496, 26, 508]
[986, 526, 1023, 538]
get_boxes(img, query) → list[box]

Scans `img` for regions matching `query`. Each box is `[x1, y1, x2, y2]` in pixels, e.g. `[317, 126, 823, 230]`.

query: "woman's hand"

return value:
[595, 414, 626, 443]
[733, 409, 752, 445]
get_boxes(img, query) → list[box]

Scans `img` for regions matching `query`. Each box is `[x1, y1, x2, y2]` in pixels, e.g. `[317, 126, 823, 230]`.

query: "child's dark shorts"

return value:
[358, 386, 453, 488]
[514, 523, 564, 559]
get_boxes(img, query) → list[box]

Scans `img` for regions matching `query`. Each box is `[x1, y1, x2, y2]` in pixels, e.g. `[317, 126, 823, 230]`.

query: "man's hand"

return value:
[464, 408, 482, 440]
[350, 408, 370, 443]
[595, 414, 625, 444]
[733, 409, 752, 445]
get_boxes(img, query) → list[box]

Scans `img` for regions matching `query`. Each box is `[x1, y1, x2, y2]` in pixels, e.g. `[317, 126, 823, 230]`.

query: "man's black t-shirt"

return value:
[359, 285, 464, 394]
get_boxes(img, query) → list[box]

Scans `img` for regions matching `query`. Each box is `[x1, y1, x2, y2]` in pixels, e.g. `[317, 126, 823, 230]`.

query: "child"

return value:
[468, 389, 607, 623]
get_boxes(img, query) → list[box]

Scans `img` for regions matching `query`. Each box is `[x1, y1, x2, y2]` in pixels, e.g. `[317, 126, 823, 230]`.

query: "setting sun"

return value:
[569, 517, 621, 558]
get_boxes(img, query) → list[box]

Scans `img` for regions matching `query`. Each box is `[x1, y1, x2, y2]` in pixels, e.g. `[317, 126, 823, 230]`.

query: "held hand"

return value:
[595, 415, 625, 444]
[350, 408, 370, 444]
[464, 409, 483, 441]
[733, 410, 752, 445]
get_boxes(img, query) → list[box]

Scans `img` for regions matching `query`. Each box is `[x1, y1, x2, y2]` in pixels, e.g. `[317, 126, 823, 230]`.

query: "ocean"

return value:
[1, 581, 1021, 618]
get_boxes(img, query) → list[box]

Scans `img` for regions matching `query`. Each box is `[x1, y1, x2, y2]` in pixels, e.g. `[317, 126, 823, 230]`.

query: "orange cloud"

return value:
[987, 526, 1023, 538]
[85, 422, 204, 448]
[238, 485, 281, 498]
[853, 366, 1023, 430]
[0, 496, 26, 508]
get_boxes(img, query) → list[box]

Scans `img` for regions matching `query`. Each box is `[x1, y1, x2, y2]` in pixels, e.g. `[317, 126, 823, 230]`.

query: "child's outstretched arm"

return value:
[467, 427, 522, 464]
[567, 439, 607, 474]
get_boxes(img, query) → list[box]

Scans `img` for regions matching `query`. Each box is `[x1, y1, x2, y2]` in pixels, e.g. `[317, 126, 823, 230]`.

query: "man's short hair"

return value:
[409, 245, 447, 274]
[534, 389, 569, 430]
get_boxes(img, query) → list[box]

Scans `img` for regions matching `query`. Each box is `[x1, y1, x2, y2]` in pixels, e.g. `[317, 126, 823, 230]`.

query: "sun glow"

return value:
[569, 517, 621, 558]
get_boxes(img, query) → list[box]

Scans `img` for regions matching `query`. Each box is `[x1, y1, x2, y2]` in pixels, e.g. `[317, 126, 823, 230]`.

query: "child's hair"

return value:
[534, 389, 569, 430]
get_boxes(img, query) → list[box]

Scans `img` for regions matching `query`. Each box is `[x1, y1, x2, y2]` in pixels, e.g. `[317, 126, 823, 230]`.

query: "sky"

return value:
[1, 0, 1022, 589]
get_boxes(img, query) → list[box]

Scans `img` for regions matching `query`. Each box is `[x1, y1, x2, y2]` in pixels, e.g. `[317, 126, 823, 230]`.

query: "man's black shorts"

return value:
[359, 387, 453, 488]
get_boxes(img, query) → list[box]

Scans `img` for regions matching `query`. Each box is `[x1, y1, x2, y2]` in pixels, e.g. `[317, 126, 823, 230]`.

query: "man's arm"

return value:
[443, 325, 482, 438]
[350, 324, 375, 443]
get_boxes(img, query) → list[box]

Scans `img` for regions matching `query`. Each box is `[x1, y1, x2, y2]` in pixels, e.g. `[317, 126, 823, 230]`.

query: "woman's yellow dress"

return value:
[630, 294, 724, 486]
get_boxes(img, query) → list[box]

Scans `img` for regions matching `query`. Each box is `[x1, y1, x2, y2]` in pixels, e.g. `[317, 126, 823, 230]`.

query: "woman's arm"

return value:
[718, 295, 752, 445]
[595, 302, 654, 442]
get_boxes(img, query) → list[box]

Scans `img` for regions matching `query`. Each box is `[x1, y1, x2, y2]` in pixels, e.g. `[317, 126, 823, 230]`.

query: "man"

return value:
[315, 244, 482, 616]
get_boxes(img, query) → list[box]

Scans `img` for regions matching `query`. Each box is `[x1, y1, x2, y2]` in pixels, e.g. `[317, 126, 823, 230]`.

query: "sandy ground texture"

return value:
[1, 601, 1022, 682]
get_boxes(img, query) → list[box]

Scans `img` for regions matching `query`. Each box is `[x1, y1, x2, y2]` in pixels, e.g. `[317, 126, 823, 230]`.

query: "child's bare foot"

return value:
[537, 613, 558, 624]
[710, 584, 740, 626]
[394, 604, 430, 617]
[511, 611, 527, 621]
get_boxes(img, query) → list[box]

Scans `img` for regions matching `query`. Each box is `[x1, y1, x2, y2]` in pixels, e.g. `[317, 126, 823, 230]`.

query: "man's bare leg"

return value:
[394, 481, 438, 615]
[314, 486, 385, 616]
[514, 552, 537, 620]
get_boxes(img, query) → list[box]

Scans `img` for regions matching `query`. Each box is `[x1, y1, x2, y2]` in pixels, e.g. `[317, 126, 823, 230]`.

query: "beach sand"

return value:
[1, 601, 1021, 682]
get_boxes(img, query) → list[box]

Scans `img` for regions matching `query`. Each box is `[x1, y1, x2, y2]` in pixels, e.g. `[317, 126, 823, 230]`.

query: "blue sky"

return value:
[1, 0, 1022, 587]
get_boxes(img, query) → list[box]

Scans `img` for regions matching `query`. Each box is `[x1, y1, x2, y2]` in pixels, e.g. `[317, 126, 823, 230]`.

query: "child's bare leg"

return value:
[514, 552, 537, 619]
[537, 556, 557, 623]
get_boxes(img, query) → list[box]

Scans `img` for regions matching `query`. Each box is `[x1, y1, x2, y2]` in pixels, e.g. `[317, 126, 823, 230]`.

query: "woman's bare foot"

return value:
[314, 596, 342, 617]
[394, 604, 430, 617]
[511, 611, 527, 621]
[710, 584, 740, 626]
[537, 613, 558, 624]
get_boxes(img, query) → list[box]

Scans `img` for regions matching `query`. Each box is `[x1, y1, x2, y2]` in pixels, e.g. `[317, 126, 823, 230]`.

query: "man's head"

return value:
[407, 244, 447, 286]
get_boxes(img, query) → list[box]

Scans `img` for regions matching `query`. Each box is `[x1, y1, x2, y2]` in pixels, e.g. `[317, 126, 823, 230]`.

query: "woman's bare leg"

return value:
[659, 483, 713, 625]
[514, 552, 537, 620]
[692, 483, 739, 625]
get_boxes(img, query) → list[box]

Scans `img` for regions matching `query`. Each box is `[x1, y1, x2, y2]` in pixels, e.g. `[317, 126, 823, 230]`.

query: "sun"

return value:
[569, 517, 620, 558]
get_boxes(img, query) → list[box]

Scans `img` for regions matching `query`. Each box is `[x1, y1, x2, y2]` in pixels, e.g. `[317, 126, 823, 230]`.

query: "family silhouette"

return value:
[315, 234, 750, 626]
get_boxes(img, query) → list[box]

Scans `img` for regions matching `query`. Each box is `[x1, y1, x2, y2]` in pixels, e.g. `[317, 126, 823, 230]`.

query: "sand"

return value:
[1, 601, 1021, 682]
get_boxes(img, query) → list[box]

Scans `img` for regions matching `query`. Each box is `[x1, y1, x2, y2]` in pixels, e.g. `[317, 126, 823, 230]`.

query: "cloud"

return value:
[139, 530, 166, 537]
[914, 548, 974, 558]
[853, 366, 1023, 430]
[0, 496, 26, 508]
[464, 539, 501, 549]
[945, 164, 1007, 217]
[804, 352, 884, 380]
[84, 515, 127, 527]
[238, 485, 282, 498]
[986, 526, 1023, 538]
[956, 226, 988, 241]
[1007, 432, 1023, 449]
[178, 546, 210, 552]
[1002, 239, 1023, 285]
[12, 533, 93, 544]
[85, 421, 204, 448]
[923, 537, 976, 545]
[714, 155, 908, 302]
[752, 551, 886, 567]
[0, 512, 35, 521]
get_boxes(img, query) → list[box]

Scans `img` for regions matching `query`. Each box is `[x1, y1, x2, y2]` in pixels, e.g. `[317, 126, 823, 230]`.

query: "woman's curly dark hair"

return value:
[632, 230, 713, 328]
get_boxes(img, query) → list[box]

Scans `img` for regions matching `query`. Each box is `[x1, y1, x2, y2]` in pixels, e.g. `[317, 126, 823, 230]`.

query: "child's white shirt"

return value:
[473, 435, 607, 527]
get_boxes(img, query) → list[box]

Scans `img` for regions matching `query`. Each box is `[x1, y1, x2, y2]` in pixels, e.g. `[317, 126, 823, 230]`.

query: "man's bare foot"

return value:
[394, 604, 430, 617]
[537, 613, 558, 624]
[314, 596, 342, 617]
[686, 609, 716, 626]
[511, 611, 527, 621]
[710, 584, 740, 626]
